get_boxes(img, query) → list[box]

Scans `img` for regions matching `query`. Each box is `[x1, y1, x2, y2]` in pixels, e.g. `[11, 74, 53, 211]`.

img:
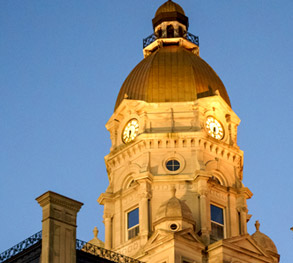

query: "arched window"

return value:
[167, 25, 174, 38]
[209, 176, 221, 185]
[178, 26, 183, 37]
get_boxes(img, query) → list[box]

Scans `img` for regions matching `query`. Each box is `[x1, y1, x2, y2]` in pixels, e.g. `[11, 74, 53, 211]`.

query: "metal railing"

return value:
[143, 31, 199, 48]
[76, 239, 143, 263]
[186, 32, 199, 46]
[143, 33, 157, 48]
[0, 231, 42, 263]
[0, 232, 144, 263]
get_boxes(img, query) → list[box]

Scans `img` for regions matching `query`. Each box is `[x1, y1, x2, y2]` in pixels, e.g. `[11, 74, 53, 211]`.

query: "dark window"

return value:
[157, 28, 162, 38]
[167, 25, 174, 38]
[166, 159, 180, 171]
[209, 176, 221, 184]
[210, 204, 224, 241]
[127, 208, 139, 239]
[170, 223, 178, 231]
[179, 26, 183, 37]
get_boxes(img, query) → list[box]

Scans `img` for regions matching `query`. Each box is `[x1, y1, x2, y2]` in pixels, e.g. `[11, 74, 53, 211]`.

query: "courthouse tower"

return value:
[98, 1, 279, 262]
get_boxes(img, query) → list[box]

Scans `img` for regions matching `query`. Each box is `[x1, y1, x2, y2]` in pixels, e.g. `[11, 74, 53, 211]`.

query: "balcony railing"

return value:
[0, 231, 42, 263]
[143, 31, 199, 48]
[0, 232, 144, 263]
[186, 32, 200, 46]
[76, 239, 144, 263]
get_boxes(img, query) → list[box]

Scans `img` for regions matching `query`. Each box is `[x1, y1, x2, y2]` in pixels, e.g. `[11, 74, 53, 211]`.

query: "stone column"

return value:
[198, 177, 209, 245]
[174, 22, 179, 37]
[199, 190, 210, 245]
[238, 206, 248, 235]
[98, 193, 114, 250]
[139, 192, 150, 244]
[161, 23, 167, 38]
[237, 189, 250, 235]
[104, 213, 112, 250]
[36, 191, 83, 263]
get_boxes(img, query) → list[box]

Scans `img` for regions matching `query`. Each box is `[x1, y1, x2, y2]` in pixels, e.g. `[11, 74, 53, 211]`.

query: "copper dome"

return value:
[155, 0, 185, 17]
[152, 0, 189, 31]
[115, 45, 231, 110]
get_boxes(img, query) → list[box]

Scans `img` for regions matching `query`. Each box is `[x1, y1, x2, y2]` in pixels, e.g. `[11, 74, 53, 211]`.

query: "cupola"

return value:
[152, 0, 189, 39]
[114, 0, 231, 111]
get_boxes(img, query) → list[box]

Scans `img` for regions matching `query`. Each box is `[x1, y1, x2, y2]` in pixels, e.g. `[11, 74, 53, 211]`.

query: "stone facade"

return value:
[98, 1, 280, 262]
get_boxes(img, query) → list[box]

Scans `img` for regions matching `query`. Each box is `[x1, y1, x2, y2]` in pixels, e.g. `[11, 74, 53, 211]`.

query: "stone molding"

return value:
[106, 136, 243, 173]
[36, 191, 83, 212]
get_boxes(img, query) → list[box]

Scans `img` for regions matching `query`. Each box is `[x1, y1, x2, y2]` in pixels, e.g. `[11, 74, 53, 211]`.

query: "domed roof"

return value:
[155, 193, 194, 223]
[152, 0, 189, 31]
[251, 221, 278, 254]
[155, 0, 185, 17]
[115, 46, 230, 110]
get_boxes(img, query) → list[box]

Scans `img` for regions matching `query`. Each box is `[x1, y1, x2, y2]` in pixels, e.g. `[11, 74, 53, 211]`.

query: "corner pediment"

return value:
[210, 234, 270, 258]
[143, 229, 174, 252]
[229, 236, 267, 256]
[144, 228, 204, 252]
[174, 228, 203, 244]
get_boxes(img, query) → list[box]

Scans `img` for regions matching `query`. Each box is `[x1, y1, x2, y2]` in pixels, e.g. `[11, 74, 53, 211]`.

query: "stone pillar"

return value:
[198, 177, 209, 245]
[139, 192, 150, 244]
[161, 23, 167, 38]
[199, 191, 209, 245]
[36, 191, 83, 263]
[237, 189, 250, 235]
[104, 214, 112, 249]
[174, 22, 179, 37]
[239, 206, 248, 235]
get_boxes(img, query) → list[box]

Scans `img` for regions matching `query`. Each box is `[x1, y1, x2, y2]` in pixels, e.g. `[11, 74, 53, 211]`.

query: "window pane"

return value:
[166, 159, 180, 171]
[128, 208, 139, 228]
[211, 222, 224, 239]
[128, 226, 139, 239]
[211, 205, 223, 224]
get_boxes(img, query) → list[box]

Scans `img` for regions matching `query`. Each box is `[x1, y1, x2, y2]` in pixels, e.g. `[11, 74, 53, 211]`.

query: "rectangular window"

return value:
[210, 204, 224, 242]
[127, 208, 139, 240]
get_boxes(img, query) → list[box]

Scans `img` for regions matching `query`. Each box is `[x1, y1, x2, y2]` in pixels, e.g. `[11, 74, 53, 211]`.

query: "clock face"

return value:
[206, 116, 224, 140]
[122, 119, 139, 143]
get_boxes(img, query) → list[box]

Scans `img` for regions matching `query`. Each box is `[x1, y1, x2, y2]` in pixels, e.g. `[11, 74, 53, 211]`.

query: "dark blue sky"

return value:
[1, 1, 292, 261]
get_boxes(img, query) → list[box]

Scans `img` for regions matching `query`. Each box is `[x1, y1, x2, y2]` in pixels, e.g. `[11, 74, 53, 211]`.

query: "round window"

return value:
[166, 159, 180, 171]
[170, 223, 178, 231]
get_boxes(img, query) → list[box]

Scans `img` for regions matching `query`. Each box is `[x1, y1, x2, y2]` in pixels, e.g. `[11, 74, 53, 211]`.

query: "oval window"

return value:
[166, 159, 180, 172]
[170, 223, 178, 231]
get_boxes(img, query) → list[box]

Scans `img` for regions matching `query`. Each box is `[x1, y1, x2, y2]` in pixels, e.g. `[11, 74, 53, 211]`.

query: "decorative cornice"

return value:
[238, 187, 253, 199]
[36, 191, 83, 212]
[106, 135, 242, 173]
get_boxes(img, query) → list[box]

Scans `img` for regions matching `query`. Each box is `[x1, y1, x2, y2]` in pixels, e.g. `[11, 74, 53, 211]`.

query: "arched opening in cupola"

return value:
[167, 25, 174, 38]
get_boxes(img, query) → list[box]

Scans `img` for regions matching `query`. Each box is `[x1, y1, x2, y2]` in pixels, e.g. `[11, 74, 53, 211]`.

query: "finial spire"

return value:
[93, 226, 99, 238]
[255, 220, 260, 231]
